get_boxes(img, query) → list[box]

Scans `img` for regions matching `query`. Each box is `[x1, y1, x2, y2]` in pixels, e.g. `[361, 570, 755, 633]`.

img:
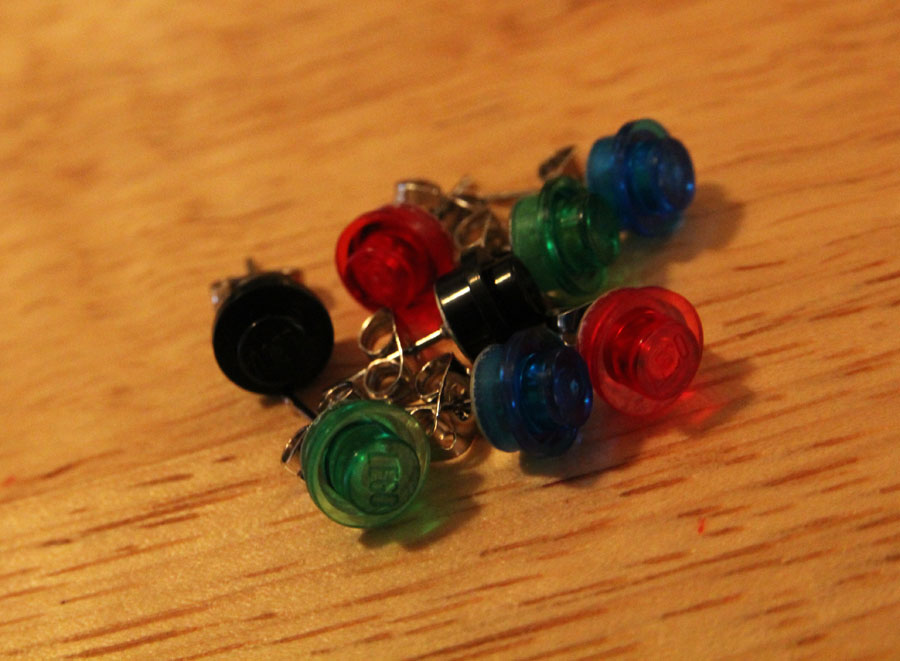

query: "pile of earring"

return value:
[210, 119, 704, 529]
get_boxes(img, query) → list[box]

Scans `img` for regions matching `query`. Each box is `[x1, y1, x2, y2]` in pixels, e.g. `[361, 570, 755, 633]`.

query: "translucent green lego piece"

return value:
[301, 400, 430, 528]
[511, 176, 620, 309]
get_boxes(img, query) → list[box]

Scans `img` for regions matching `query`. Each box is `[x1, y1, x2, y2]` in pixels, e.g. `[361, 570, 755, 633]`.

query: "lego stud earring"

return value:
[586, 119, 695, 237]
[211, 259, 334, 414]
[471, 326, 593, 456]
[282, 399, 431, 528]
[510, 176, 621, 309]
[433, 248, 551, 360]
[576, 286, 703, 416]
[336, 178, 508, 338]
[336, 202, 456, 336]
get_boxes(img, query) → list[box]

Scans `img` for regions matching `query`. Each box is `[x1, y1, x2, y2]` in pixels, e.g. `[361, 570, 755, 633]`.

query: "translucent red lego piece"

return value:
[336, 204, 455, 335]
[576, 287, 703, 416]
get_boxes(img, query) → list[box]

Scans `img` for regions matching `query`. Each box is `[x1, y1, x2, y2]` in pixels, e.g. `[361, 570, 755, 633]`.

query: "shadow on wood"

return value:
[358, 436, 488, 550]
[606, 182, 746, 289]
[516, 349, 755, 487]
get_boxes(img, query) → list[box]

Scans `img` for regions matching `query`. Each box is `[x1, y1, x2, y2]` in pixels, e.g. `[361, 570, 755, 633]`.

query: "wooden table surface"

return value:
[2, 1, 899, 658]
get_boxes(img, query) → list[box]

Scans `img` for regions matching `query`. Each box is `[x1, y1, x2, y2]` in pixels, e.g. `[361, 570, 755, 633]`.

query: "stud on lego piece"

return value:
[211, 261, 333, 399]
[471, 327, 593, 456]
[510, 176, 620, 309]
[283, 399, 430, 528]
[586, 119, 695, 237]
[336, 204, 456, 335]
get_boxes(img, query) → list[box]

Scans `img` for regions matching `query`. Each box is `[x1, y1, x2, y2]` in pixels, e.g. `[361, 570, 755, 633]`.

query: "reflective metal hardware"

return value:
[538, 144, 582, 181]
[358, 306, 408, 359]
[357, 308, 446, 362]
[555, 305, 590, 347]
[393, 176, 476, 214]
[394, 178, 510, 254]
[450, 204, 507, 254]
[317, 380, 361, 412]
[363, 357, 420, 404]
[209, 258, 300, 308]
[480, 145, 583, 205]
[322, 309, 477, 462]
[411, 407, 472, 461]
[210, 258, 261, 306]
[394, 179, 446, 213]
[480, 189, 538, 203]
[355, 308, 446, 405]
[354, 308, 444, 401]
[283, 392, 318, 420]
[281, 426, 308, 477]
[409, 353, 475, 460]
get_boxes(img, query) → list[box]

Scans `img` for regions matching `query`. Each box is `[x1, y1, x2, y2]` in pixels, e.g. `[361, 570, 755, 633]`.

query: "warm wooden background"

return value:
[2, 1, 899, 658]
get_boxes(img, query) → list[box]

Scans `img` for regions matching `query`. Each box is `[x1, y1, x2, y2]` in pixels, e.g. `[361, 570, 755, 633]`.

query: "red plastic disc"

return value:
[336, 204, 455, 333]
[576, 286, 703, 416]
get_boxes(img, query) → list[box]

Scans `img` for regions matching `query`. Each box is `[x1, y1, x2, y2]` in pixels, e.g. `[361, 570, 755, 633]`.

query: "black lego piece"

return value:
[434, 249, 549, 361]
[212, 272, 334, 396]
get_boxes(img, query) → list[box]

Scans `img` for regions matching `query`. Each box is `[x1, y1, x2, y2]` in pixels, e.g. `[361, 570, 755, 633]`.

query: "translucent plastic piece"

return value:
[586, 119, 695, 237]
[510, 176, 620, 309]
[576, 287, 703, 416]
[301, 400, 430, 528]
[336, 204, 456, 335]
[471, 327, 592, 456]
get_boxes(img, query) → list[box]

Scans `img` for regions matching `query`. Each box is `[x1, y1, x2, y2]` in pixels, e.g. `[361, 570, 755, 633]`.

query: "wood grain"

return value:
[2, 0, 899, 658]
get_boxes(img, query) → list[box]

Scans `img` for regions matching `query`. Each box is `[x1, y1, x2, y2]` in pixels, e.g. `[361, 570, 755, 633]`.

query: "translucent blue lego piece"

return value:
[471, 327, 593, 457]
[586, 119, 695, 237]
